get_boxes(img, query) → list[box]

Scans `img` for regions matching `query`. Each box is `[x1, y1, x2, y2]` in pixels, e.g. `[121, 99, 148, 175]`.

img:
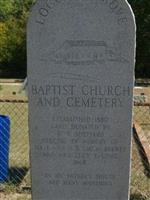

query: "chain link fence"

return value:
[0, 99, 31, 200]
[0, 98, 150, 200]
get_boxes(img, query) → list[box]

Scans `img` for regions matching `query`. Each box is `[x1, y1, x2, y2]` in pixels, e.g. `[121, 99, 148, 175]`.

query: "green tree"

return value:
[0, 0, 35, 78]
[0, 0, 150, 78]
[0, 0, 14, 21]
[128, 0, 150, 78]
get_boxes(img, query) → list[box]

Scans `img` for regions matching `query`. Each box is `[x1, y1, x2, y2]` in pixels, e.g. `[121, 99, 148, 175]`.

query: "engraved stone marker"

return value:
[27, 0, 136, 199]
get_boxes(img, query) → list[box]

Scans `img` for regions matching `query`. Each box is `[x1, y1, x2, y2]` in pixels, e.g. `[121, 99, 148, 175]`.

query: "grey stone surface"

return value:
[27, 0, 136, 199]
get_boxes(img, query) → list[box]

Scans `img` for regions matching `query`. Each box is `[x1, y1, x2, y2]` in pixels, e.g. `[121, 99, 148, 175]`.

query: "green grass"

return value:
[0, 191, 31, 200]
[130, 139, 150, 199]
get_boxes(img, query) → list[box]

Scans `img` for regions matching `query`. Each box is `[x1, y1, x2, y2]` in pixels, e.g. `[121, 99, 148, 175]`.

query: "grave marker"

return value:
[27, 0, 136, 199]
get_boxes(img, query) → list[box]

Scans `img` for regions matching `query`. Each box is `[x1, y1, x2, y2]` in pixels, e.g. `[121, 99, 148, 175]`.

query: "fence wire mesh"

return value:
[0, 99, 150, 200]
[0, 99, 31, 199]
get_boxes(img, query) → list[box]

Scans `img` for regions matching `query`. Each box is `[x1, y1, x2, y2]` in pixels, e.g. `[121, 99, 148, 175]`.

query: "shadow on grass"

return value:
[133, 126, 150, 178]
[9, 167, 29, 185]
[130, 193, 147, 200]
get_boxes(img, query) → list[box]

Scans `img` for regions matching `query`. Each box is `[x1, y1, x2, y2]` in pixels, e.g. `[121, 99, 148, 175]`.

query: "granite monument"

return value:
[27, 0, 136, 199]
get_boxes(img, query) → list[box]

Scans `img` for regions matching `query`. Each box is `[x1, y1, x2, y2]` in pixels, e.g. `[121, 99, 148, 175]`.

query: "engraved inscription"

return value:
[36, 0, 128, 26]
[43, 172, 116, 187]
[100, 0, 128, 25]
[41, 40, 129, 65]
[36, 0, 62, 25]
[31, 84, 131, 108]
[34, 114, 126, 165]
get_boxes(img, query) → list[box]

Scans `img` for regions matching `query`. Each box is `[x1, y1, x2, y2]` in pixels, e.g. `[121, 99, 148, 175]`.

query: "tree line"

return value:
[0, 0, 149, 78]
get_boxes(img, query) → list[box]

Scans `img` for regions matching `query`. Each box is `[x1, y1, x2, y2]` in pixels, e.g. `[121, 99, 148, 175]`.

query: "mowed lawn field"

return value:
[0, 84, 150, 200]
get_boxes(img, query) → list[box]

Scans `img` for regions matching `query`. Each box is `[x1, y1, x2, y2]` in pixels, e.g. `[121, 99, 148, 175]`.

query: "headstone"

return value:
[27, 0, 136, 200]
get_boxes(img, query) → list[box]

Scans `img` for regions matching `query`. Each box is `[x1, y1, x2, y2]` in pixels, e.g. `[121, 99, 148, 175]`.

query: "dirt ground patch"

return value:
[0, 192, 31, 200]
